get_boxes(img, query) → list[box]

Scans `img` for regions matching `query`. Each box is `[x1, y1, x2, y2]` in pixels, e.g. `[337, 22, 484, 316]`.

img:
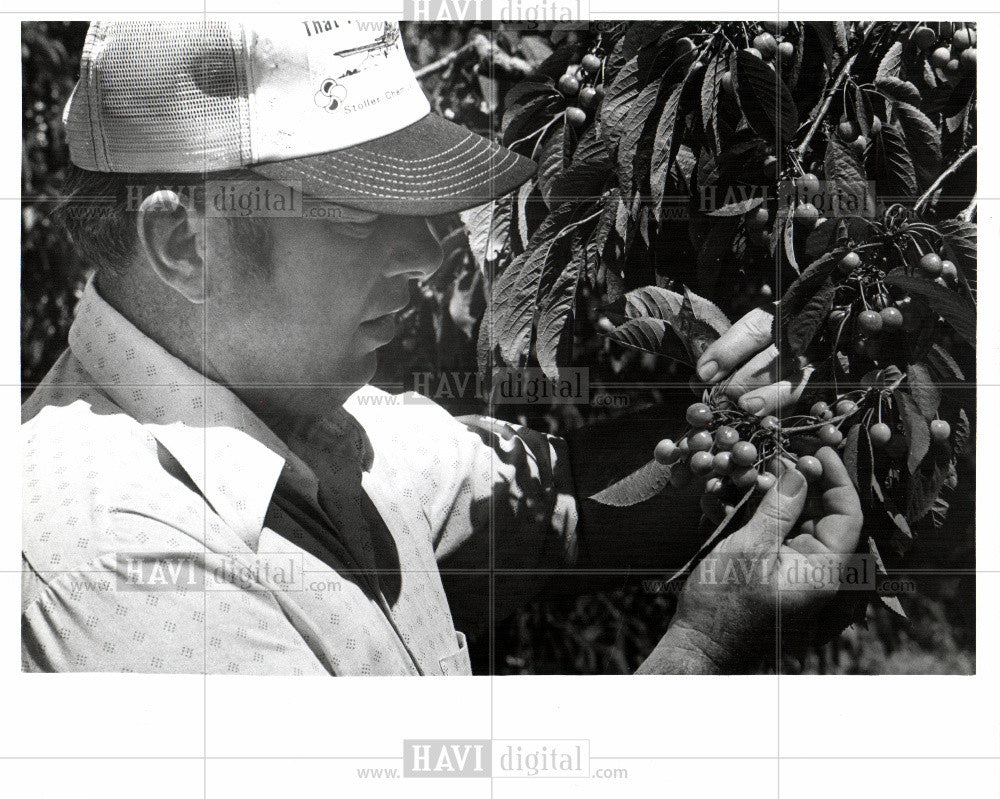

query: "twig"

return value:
[913, 145, 978, 214]
[795, 53, 858, 159]
[958, 199, 977, 223]
[414, 43, 475, 80]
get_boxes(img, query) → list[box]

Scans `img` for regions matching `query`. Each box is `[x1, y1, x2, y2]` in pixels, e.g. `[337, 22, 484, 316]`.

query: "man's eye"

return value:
[335, 221, 377, 240]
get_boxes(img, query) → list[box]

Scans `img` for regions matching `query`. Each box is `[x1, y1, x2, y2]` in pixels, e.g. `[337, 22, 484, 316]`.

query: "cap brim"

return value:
[250, 113, 537, 216]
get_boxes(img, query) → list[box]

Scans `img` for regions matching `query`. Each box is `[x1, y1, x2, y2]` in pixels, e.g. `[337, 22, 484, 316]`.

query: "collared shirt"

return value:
[21, 281, 578, 675]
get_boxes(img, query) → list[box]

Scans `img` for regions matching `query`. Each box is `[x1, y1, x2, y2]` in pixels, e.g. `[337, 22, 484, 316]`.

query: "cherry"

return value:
[744, 47, 763, 59]
[960, 48, 977, 72]
[850, 135, 868, 156]
[686, 402, 714, 427]
[912, 26, 936, 49]
[705, 477, 725, 494]
[578, 86, 599, 110]
[720, 71, 735, 95]
[952, 28, 975, 51]
[715, 426, 740, 450]
[944, 59, 962, 80]
[818, 424, 843, 446]
[838, 251, 862, 274]
[797, 455, 823, 482]
[689, 430, 714, 452]
[930, 419, 951, 442]
[919, 253, 943, 277]
[811, 401, 831, 418]
[931, 47, 951, 69]
[827, 307, 849, 332]
[870, 117, 882, 135]
[777, 41, 795, 60]
[794, 202, 819, 226]
[712, 452, 732, 475]
[798, 173, 821, 195]
[941, 260, 958, 282]
[837, 120, 858, 141]
[880, 306, 904, 329]
[566, 107, 588, 128]
[869, 422, 892, 446]
[731, 440, 758, 468]
[760, 416, 781, 432]
[581, 53, 603, 75]
[654, 438, 679, 465]
[731, 466, 759, 489]
[756, 472, 777, 492]
[753, 32, 778, 59]
[676, 37, 696, 55]
[836, 399, 858, 416]
[690, 450, 715, 476]
[746, 206, 770, 243]
[857, 309, 883, 334]
[558, 74, 580, 96]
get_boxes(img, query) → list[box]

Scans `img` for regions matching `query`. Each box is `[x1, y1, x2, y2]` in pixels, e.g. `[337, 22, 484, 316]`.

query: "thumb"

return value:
[734, 468, 807, 550]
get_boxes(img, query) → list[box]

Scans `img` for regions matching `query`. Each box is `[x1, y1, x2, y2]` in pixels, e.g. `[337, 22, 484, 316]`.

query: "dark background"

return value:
[22, 21, 974, 674]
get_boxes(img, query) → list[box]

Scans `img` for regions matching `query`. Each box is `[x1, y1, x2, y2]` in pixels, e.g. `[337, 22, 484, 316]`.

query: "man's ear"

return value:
[135, 189, 207, 304]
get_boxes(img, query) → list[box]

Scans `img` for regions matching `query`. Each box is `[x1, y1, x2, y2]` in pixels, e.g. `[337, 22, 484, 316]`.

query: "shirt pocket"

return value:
[438, 630, 472, 676]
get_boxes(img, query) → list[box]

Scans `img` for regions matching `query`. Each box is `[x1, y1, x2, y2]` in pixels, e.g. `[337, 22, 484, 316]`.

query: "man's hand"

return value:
[637, 448, 863, 673]
[694, 308, 814, 417]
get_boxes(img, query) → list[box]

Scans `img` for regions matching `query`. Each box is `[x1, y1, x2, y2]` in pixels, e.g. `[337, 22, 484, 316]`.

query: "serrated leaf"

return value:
[824, 134, 872, 217]
[537, 122, 567, 209]
[895, 390, 931, 473]
[777, 252, 839, 319]
[782, 201, 799, 275]
[650, 81, 685, 216]
[536, 227, 588, 380]
[876, 41, 903, 81]
[870, 124, 918, 201]
[733, 49, 798, 143]
[868, 537, 907, 617]
[785, 277, 836, 355]
[701, 53, 725, 153]
[460, 199, 510, 271]
[875, 76, 921, 106]
[667, 486, 757, 583]
[894, 101, 941, 186]
[905, 360, 940, 419]
[589, 458, 673, 506]
[953, 407, 972, 459]
[884, 271, 975, 346]
[938, 218, 977, 301]
[926, 342, 965, 382]
[616, 78, 663, 202]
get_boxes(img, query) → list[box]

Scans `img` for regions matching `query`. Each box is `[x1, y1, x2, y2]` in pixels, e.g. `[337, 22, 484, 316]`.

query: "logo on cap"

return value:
[315, 78, 349, 112]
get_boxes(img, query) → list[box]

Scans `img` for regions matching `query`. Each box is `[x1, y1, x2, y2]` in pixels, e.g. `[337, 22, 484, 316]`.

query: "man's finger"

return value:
[735, 365, 815, 417]
[720, 345, 780, 399]
[812, 447, 864, 554]
[696, 308, 774, 383]
[733, 468, 807, 550]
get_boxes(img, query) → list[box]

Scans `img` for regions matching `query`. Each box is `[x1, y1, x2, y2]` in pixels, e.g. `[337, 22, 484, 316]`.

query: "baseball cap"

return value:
[63, 20, 536, 215]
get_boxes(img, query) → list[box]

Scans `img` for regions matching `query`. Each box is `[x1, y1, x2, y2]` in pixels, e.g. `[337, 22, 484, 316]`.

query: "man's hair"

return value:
[56, 164, 274, 277]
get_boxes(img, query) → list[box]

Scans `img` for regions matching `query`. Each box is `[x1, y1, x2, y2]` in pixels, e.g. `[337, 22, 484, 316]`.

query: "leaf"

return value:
[549, 131, 613, 203]
[870, 124, 918, 201]
[926, 342, 965, 382]
[501, 90, 562, 150]
[895, 390, 931, 473]
[516, 180, 533, 250]
[894, 101, 941, 186]
[876, 41, 903, 81]
[777, 252, 839, 319]
[666, 486, 757, 583]
[824, 134, 873, 217]
[843, 423, 874, 511]
[616, 78, 663, 201]
[696, 218, 738, 295]
[607, 317, 688, 362]
[868, 537, 907, 617]
[908, 461, 953, 522]
[537, 122, 567, 208]
[905, 360, 941, 420]
[953, 408, 972, 459]
[782, 201, 799, 275]
[875, 76, 921, 106]
[536, 226, 588, 380]
[700, 53, 725, 153]
[938, 218, 977, 301]
[600, 47, 659, 144]
[785, 277, 836, 355]
[589, 458, 673, 506]
[460, 199, 510, 271]
[883, 271, 975, 346]
[649, 81, 685, 216]
[732, 49, 798, 143]
[492, 204, 577, 366]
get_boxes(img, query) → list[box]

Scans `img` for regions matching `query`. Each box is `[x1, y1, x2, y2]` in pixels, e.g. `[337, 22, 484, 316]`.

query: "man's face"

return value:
[204, 207, 443, 418]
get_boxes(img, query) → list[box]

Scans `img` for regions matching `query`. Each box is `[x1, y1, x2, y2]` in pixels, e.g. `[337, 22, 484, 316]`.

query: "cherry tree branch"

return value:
[913, 145, 978, 214]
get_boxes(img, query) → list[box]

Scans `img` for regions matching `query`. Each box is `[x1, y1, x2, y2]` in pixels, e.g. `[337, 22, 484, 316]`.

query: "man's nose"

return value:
[383, 215, 443, 280]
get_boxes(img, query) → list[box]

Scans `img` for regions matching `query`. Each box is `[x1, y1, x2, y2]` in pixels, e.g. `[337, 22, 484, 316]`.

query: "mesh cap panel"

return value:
[66, 21, 251, 173]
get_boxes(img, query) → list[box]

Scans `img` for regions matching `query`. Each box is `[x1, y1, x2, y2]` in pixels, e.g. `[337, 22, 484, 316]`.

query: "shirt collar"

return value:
[68, 279, 373, 550]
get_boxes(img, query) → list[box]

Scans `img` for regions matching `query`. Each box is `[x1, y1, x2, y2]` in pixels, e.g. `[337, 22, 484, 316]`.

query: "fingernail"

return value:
[778, 469, 806, 497]
[740, 396, 765, 414]
[697, 360, 718, 382]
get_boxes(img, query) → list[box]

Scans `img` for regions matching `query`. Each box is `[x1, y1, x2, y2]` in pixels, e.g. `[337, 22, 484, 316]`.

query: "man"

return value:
[22, 20, 861, 675]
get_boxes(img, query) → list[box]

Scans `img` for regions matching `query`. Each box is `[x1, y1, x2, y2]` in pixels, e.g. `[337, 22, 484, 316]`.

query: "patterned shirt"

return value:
[21, 281, 578, 675]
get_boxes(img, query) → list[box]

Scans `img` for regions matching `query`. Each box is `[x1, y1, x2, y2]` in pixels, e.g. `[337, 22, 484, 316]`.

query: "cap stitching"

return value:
[340, 137, 497, 175]
[351, 130, 478, 165]
[300, 148, 517, 188]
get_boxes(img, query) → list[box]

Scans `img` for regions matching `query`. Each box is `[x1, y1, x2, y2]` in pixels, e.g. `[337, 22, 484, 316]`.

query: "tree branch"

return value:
[914, 145, 978, 214]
